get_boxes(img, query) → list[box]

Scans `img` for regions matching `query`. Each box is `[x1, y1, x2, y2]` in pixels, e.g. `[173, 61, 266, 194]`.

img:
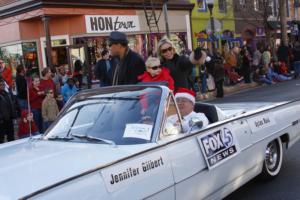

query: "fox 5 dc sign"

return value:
[197, 127, 240, 169]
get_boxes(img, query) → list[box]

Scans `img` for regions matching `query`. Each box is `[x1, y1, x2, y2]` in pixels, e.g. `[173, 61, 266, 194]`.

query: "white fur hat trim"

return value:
[175, 93, 195, 104]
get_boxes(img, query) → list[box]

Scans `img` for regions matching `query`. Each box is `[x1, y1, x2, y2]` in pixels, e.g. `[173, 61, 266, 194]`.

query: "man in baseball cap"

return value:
[168, 87, 209, 133]
[108, 31, 145, 85]
[108, 31, 128, 47]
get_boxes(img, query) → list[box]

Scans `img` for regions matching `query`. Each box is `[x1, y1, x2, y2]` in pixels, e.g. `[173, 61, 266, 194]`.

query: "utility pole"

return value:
[279, 0, 288, 46]
[207, 2, 215, 53]
[163, 0, 170, 38]
[42, 15, 53, 71]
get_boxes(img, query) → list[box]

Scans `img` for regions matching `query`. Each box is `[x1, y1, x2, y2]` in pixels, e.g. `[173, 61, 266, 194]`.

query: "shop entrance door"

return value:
[67, 44, 91, 89]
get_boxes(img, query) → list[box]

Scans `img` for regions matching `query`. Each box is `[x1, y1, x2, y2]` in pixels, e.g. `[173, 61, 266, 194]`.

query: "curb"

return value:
[196, 82, 260, 101]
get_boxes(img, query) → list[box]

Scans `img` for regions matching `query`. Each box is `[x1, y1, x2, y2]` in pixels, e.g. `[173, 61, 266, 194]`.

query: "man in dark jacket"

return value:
[292, 42, 300, 78]
[0, 78, 16, 143]
[211, 54, 225, 98]
[15, 64, 28, 109]
[109, 31, 146, 85]
[277, 42, 290, 67]
[94, 49, 113, 87]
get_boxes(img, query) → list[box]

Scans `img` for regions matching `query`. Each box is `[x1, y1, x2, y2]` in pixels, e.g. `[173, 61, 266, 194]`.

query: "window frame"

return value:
[218, 0, 227, 13]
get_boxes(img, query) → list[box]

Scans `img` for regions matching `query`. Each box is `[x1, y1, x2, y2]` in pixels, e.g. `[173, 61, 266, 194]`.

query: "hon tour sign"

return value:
[85, 15, 140, 33]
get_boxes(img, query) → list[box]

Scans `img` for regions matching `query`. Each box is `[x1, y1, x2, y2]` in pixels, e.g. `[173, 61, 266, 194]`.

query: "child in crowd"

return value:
[18, 109, 38, 138]
[138, 56, 174, 90]
[42, 89, 59, 130]
[61, 77, 78, 103]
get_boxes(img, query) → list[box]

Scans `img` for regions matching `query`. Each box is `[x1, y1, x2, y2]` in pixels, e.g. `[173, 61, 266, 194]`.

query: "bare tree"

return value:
[232, 0, 281, 56]
[279, 0, 288, 46]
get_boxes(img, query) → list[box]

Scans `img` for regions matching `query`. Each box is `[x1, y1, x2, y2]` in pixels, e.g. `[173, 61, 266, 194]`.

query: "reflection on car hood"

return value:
[0, 139, 155, 199]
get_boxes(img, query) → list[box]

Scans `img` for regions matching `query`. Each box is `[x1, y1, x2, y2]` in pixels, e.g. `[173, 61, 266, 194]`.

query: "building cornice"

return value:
[0, 0, 195, 19]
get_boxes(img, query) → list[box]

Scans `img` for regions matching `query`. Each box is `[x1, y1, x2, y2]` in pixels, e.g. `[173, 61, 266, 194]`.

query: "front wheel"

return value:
[259, 138, 283, 180]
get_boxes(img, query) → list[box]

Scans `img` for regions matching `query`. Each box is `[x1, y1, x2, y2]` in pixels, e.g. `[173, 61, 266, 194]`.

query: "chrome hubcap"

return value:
[265, 142, 278, 170]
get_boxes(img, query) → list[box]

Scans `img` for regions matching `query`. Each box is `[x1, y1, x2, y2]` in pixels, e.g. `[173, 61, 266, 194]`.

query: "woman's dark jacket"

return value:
[161, 54, 193, 91]
[16, 74, 27, 99]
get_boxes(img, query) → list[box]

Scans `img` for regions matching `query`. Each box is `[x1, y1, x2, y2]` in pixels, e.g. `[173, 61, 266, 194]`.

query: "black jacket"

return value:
[161, 54, 193, 91]
[209, 57, 225, 82]
[293, 46, 300, 62]
[277, 45, 289, 63]
[111, 49, 146, 85]
[0, 91, 16, 124]
[94, 59, 113, 85]
[16, 74, 27, 99]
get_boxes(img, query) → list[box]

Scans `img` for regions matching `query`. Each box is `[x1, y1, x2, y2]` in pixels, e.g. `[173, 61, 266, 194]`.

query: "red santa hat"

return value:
[175, 87, 196, 104]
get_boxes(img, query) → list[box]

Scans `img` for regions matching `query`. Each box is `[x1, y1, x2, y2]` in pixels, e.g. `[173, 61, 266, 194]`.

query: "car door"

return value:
[161, 97, 256, 199]
[100, 147, 175, 200]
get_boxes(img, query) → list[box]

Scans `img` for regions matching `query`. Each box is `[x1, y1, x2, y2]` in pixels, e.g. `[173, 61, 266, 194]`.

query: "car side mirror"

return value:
[187, 118, 203, 133]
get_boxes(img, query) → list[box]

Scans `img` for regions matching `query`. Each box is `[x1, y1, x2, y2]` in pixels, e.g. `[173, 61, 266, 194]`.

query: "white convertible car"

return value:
[1, 85, 300, 200]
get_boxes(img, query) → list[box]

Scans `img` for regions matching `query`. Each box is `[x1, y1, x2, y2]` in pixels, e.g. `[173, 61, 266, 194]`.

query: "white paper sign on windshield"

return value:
[123, 124, 153, 140]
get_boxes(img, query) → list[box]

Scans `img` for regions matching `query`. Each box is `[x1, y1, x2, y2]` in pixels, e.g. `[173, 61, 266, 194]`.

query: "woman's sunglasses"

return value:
[161, 47, 173, 54]
[148, 65, 162, 70]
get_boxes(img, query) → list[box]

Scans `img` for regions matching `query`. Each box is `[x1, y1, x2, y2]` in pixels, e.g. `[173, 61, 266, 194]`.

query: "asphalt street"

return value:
[208, 79, 300, 200]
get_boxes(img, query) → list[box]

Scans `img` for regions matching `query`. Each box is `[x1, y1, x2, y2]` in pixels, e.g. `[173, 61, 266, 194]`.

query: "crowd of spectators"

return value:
[1, 30, 300, 143]
[0, 61, 80, 143]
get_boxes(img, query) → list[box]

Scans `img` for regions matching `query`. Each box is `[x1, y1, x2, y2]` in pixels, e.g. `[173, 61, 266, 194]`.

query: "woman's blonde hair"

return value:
[157, 37, 176, 60]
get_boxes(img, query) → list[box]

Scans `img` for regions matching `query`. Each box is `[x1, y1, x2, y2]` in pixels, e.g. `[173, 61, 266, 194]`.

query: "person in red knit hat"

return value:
[18, 109, 39, 138]
[168, 87, 209, 132]
[138, 56, 174, 90]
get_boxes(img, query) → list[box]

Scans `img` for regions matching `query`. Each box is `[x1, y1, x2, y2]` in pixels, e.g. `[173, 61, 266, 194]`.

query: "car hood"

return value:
[0, 138, 156, 199]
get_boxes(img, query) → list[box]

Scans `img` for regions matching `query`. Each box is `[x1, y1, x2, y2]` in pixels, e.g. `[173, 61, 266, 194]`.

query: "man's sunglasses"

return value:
[161, 47, 173, 54]
[148, 65, 162, 70]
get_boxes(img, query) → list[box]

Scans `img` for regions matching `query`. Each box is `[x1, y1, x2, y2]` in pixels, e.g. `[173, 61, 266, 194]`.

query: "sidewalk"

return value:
[197, 82, 260, 101]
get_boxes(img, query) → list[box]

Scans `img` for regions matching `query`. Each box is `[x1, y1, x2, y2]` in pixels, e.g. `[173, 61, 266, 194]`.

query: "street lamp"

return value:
[207, 0, 215, 53]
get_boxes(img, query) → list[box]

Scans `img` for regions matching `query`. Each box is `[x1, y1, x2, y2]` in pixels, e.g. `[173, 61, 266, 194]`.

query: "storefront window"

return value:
[0, 43, 23, 77]
[0, 42, 39, 77]
[22, 42, 39, 76]
[73, 32, 188, 64]
[74, 35, 144, 63]
[169, 33, 188, 55]
[43, 39, 68, 67]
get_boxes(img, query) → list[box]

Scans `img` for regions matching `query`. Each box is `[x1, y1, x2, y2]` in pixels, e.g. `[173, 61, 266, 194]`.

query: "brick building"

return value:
[0, 0, 193, 87]
[233, 0, 300, 51]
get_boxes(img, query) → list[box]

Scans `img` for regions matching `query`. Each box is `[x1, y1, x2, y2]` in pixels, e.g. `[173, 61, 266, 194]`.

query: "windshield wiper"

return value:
[47, 136, 74, 141]
[71, 133, 116, 146]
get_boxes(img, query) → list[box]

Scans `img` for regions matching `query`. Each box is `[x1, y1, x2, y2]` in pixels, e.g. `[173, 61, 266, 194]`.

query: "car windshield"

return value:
[44, 87, 162, 145]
